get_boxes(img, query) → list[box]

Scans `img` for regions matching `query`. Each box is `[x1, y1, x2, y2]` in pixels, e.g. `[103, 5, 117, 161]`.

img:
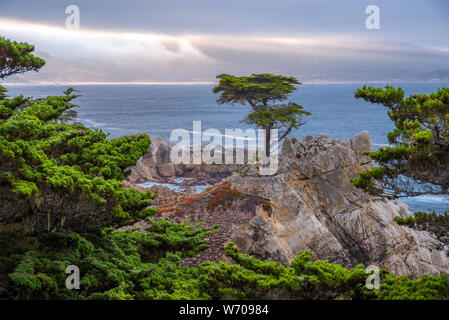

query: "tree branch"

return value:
[279, 125, 293, 142]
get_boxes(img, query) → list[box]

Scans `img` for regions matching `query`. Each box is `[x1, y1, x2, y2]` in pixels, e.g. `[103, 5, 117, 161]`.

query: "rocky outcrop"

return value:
[126, 136, 250, 185]
[227, 131, 449, 277]
[126, 138, 175, 183]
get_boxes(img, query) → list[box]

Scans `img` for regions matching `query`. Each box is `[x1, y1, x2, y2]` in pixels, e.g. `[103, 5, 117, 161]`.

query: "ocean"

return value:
[4, 82, 449, 213]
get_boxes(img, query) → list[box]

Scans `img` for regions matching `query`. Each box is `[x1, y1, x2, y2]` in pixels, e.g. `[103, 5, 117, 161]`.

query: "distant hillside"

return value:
[410, 69, 449, 81]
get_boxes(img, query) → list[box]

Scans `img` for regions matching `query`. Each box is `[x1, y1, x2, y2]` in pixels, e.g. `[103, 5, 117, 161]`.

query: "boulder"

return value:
[157, 163, 175, 177]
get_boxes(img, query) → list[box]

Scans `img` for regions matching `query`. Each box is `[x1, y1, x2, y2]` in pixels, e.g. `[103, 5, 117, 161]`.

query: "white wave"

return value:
[373, 143, 390, 148]
[173, 177, 190, 184]
[136, 180, 210, 194]
[137, 181, 184, 192]
[401, 195, 449, 203]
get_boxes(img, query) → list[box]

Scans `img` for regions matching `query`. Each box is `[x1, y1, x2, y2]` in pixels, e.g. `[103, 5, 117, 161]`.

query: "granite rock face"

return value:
[228, 131, 449, 277]
[126, 138, 174, 183]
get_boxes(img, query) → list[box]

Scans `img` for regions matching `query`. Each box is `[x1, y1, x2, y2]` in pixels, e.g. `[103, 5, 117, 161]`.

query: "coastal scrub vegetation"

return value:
[1, 37, 449, 300]
[0, 87, 155, 232]
[2, 231, 449, 300]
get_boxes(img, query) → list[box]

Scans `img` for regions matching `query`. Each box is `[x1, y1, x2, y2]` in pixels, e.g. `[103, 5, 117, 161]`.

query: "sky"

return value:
[1, 0, 449, 83]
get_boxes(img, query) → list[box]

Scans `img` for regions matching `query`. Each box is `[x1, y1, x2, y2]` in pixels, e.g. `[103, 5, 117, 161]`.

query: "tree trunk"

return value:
[265, 128, 271, 158]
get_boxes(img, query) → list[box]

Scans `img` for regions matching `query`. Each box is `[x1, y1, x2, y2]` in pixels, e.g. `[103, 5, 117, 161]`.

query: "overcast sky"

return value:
[1, 0, 448, 82]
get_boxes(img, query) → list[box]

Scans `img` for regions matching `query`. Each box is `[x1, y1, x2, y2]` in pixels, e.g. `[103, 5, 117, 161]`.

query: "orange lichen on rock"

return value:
[156, 182, 242, 215]
[157, 201, 179, 214]
[206, 182, 241, 212]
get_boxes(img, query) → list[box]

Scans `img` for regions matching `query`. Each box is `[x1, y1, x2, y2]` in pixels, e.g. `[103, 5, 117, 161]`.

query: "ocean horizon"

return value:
[4, 80, 448, 86]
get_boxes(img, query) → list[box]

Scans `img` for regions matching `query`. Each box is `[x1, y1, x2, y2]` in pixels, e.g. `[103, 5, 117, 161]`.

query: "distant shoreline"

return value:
[1, 81, 217, 86]
[2, 80, 449, 86]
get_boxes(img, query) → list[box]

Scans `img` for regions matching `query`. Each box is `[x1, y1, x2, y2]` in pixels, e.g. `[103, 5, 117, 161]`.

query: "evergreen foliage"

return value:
[0, 87, 154, 231]
[0, 85, 7, 100]
[2, 230, 449, 300]
[0, 37, 45, 79]
[213, 74, 310, 157]
[352, 85, 449, 197]
[0, 220, 210, 299]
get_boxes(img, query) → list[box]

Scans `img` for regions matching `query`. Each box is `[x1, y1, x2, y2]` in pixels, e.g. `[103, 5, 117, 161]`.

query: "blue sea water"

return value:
[4, 82, 449, 212]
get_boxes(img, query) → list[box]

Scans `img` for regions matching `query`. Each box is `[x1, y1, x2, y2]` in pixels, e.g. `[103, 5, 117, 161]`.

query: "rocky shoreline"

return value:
[124, 132, 449, 277]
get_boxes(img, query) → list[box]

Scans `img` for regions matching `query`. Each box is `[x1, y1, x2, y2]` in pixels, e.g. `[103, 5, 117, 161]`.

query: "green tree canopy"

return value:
[0, 37, 45, 79]
[352, 85, 449, 197]
[213, 73, 310, 158]
[0, 85, 7, 101]
[0, 37, 46, 102]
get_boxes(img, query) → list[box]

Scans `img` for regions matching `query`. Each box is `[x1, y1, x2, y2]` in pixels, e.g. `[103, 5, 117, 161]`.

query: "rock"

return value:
[157, 163, 175, 177]
[349, 130, 373, 163]
[227, 132, 449, 277]
[121, 180, 147, 192]
[126, 136, 239, 185]
[149, 184, 182, 205]
[126, 137, 167, 183]
[124, 132, 449, 277]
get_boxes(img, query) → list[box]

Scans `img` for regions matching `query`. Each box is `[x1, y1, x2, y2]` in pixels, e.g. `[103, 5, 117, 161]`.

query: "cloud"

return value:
[1, 19, 449, 83]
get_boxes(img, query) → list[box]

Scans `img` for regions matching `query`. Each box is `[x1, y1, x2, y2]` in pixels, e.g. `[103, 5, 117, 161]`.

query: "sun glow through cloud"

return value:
[1, 18, 448, 83]
[2, 18, 405, 59]
[0, 19, 209, 59]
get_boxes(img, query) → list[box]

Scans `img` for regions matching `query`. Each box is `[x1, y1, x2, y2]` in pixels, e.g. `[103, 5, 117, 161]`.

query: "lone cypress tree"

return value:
[213, 73, 310, 158]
